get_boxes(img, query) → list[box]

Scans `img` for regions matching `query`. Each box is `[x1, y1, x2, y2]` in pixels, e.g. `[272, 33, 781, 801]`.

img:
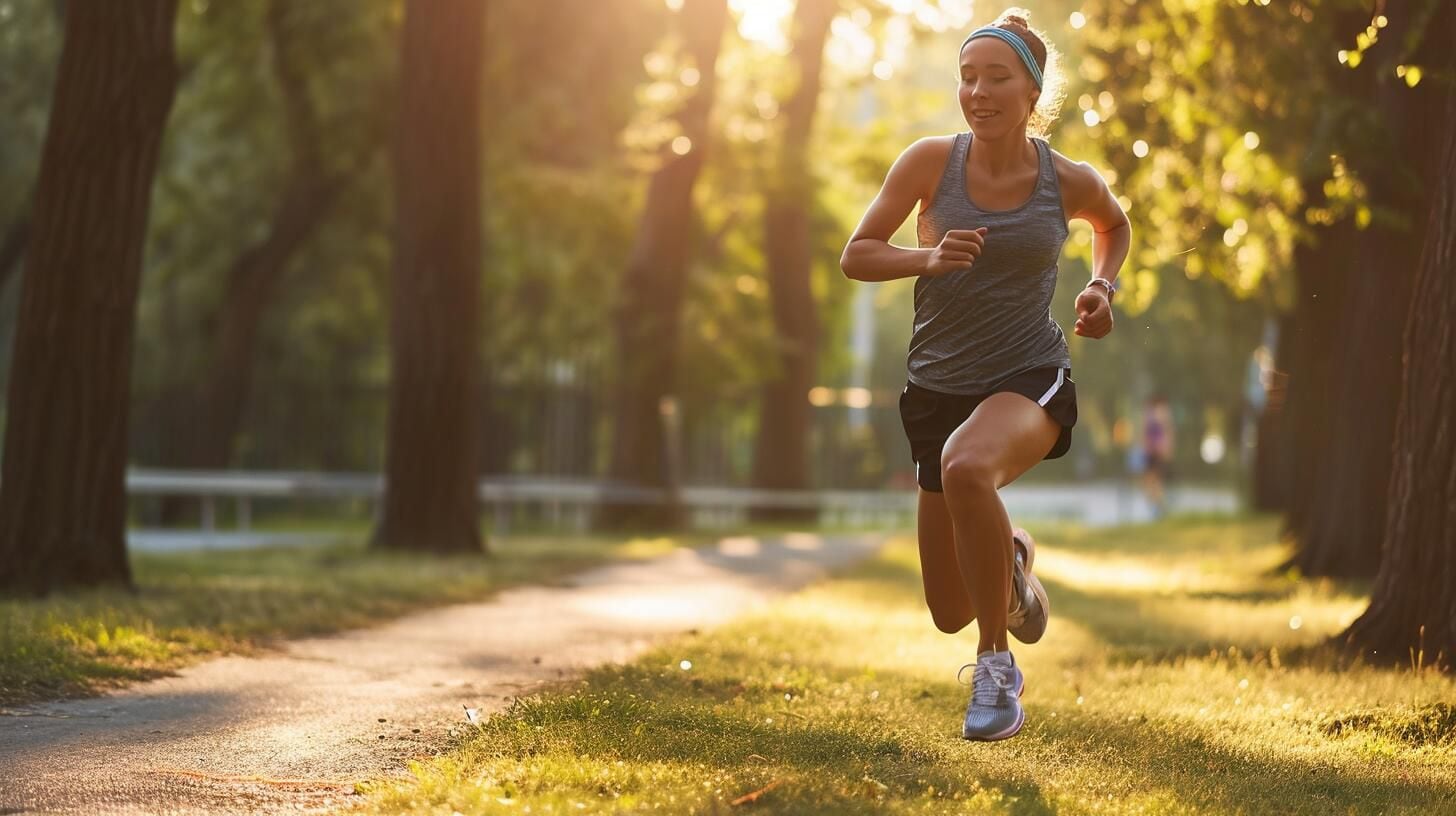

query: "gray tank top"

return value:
[909, 132, 1071, 393]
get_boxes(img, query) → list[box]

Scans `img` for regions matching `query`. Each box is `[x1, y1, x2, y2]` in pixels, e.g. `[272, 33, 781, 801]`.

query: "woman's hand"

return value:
[924, 227, 987, 276]
[1074, 286, 1113, 338]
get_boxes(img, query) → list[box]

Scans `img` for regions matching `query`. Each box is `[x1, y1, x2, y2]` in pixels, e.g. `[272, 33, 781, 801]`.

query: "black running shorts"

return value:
[898, 366, 1078, 493]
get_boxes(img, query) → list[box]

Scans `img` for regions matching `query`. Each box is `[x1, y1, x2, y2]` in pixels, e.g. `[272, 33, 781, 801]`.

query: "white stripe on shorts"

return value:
[1035, 368, 1065, 407]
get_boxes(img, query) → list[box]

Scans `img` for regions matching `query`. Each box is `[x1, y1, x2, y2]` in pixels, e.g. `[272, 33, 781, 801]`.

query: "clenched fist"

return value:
[924, 227, 987, 277]
[1074, 286, 1114, 338]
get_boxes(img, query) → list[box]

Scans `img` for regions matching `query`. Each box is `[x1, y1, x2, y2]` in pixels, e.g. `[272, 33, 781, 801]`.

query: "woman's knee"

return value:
[928, 604, 972, 634]
[940, 450, 998, 494]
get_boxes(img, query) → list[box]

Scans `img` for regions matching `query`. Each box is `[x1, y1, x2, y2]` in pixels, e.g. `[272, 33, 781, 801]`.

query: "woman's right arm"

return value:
[840, 138, 984, 282]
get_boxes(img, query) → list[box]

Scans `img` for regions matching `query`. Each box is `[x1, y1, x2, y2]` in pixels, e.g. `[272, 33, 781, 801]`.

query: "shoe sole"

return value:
[963, 706, 1025, 741]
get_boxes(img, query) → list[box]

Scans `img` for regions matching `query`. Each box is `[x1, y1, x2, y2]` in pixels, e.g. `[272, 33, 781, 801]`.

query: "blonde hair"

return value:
[982, 8, 1067, 137]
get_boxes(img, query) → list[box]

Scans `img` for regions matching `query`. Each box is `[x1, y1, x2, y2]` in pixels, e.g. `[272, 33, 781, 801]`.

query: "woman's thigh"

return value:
[942, 392, 1062, 490]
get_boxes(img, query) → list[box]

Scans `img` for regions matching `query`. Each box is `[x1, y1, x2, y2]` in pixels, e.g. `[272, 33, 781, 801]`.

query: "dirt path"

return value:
[0, 533, 886, 815]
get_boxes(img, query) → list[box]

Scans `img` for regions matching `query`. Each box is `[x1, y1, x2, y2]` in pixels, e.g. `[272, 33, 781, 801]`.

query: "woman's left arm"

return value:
[1062, 160, 1130, 339]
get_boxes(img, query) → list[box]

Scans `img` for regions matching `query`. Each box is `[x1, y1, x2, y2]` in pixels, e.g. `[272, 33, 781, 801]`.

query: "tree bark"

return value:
[0, 0, 180, 595]
[597, 0, 728, 530]
[750, 0, 836, 520]
[1342, 43, 1456, 667]
[373, 0, 484, 554]
[1280, 236, 1351, 534]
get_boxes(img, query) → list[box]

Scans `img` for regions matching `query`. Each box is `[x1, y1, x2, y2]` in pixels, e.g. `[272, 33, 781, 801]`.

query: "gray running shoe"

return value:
[961, 651, 1025, 741]
[958, 655, 1024, 697]
[1008, 529, 1049, 644]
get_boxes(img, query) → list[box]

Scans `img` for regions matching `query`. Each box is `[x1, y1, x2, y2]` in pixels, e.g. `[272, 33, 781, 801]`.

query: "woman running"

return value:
[840, 8, 1129, 741]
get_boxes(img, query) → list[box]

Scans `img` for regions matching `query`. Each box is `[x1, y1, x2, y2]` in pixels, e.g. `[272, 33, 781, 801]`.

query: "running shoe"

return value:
[1012, 526, 1036, 572]
[1008, 528, 1049, 644]
[960, 650, 1025, 741]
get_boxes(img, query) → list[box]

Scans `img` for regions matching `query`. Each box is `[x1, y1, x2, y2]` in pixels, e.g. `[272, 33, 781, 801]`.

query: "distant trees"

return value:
[751, 0, 837, 517]
[0, 1, 180, 593]
[600, 0, 729, 529]
[0, 209, 27, 293]
[156, 1, 376, 522]
[104, 1, 396, 483]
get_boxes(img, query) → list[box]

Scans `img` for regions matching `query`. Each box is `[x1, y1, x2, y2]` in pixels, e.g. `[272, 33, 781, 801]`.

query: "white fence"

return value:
[127, 469, 1240, 539]
[126, 469, 922, 533]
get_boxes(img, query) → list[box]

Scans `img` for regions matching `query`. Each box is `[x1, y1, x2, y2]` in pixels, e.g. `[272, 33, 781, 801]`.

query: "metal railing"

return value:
[126, 469, 920, 533]
[127, 469, 1241, 536]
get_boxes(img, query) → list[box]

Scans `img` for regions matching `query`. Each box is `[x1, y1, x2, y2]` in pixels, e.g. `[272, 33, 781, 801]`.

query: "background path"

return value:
[0, 532, 886, 815]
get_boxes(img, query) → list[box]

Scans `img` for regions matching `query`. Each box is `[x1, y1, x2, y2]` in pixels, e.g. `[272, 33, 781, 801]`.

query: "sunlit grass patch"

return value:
[361, 517, 1456, 815]
[0, 534, 684, 706]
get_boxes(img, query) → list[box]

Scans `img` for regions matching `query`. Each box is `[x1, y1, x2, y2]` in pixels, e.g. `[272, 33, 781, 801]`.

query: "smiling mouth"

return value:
[972, 111, 999, 120]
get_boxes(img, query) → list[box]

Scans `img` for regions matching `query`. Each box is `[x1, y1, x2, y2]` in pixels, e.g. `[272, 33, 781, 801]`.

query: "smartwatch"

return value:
[1086, 277, 1116, 302]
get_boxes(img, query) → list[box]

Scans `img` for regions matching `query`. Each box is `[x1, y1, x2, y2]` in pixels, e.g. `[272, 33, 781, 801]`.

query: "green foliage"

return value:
[131, 0, 398, 469]
[482, 0, 667, 376]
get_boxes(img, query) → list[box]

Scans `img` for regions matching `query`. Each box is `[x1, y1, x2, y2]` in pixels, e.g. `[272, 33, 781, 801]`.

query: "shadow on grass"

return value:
[811, 524, 1378, 678]
[1032, 706, 1456, 813]
[1036, 572, 1373, 673]
[473, 668, 1058, 815]
[1029, 515, 1281, 558]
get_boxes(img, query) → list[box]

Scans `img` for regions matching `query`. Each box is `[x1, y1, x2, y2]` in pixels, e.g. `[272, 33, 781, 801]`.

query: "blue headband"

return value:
[961, 26, 1043, 89]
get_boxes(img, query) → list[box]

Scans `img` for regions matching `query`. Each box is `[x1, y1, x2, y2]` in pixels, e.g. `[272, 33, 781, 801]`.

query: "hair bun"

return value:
[998, 9, 1031, 27]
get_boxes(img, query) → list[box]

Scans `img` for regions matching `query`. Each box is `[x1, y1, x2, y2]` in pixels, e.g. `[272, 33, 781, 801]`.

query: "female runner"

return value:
[840, 8, 1129, 741]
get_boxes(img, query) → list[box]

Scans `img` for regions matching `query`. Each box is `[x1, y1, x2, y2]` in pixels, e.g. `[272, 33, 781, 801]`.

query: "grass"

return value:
[0, 532, 684, 706]
[359, 516, 1456, 815]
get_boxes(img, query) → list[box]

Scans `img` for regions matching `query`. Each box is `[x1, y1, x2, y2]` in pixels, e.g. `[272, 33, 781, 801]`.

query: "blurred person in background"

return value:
[1141, 394, 1175, 518]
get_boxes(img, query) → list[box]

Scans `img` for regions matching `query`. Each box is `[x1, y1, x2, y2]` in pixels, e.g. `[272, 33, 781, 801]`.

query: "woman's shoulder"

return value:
[1045, 145, 1109, 210]
[893, 134, 960, 206]
[1045, 145, 1099, 186]
[898, 134, 959, 173]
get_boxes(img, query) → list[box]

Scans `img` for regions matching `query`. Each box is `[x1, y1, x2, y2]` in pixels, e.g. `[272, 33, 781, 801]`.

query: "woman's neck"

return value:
[967, 130, 1036, 176]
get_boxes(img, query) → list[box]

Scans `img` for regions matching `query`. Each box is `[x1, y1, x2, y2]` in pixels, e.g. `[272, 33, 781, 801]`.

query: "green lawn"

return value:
[0, 533, 682, 706]
[360, 517, 1456, 815]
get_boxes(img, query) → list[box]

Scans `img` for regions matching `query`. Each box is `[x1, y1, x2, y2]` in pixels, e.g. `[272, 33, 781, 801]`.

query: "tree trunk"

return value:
[1278, 235, 1347, 543]
[373, 0, 484, 554]
[156, 0, 350, 525]
[0, 1, 179, 595]
[1342, 48, 1456, 668]
[1285, 0, 1436, 578]
[750, 0, 836, 521]
[597, 0, 728, 530]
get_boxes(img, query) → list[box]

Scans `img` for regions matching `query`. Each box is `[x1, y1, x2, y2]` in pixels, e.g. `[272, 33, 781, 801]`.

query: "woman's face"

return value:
[958, 36, 1040, 138]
